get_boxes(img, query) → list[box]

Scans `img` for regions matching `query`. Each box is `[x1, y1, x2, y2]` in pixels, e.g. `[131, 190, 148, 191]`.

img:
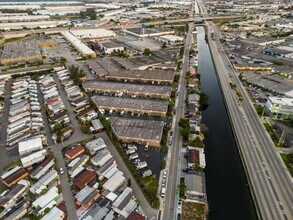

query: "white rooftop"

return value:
[41, 207, 64, 220]
[62, 31, 95, 55]
[69, 29, 115, 38]
[18, 136, 43, 153]
[32, 186, 59, 208]
[159, 34, 184, 42]
[269, 97, 293, 106]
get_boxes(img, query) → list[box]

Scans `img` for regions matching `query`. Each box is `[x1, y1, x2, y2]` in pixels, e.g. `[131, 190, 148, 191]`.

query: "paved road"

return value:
[207, 23, 293, 220]
[162, 22, 194, 220]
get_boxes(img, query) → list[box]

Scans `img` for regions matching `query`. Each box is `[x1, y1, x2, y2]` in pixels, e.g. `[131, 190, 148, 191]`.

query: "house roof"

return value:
[188, 149, 200, 165]
[73, 170, 96, 189]
[65, 144, 85, 159]
[127, 211, 146, 220]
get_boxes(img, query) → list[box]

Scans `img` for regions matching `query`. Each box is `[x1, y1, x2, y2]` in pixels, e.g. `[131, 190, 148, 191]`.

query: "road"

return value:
[207, 22, 293, 220]
[162, 22, 194, 220]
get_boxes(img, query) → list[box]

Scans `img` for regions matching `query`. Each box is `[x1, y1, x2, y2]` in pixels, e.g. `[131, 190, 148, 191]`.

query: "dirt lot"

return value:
[182, 201, 206, 220]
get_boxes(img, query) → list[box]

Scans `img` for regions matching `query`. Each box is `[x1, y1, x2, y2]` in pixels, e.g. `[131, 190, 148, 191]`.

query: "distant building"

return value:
[265, 97, 293, 119]
[69, 29, 115, 39]
[154, 34, 184, 46]
[85, 138, 107, 155]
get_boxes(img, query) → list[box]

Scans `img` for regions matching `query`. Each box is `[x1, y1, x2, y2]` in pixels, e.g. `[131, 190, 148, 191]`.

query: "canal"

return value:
[197, 26, 257, 220]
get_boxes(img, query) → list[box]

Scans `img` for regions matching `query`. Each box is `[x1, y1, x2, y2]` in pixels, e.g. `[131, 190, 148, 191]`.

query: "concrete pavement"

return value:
[207, 23, 293, 220]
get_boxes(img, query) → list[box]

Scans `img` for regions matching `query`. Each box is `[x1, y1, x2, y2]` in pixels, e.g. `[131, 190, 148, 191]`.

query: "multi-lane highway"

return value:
[207, 23, 293, 220]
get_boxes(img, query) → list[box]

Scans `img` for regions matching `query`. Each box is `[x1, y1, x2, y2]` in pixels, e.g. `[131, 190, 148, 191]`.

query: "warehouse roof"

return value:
[62, 31, 95, 56]
[69, 29, 115, 38]
[83, 80, 171, 96]
[109, 117, 164, 142]
[106, 69, 175, 82]
[92, 95, 169, 113]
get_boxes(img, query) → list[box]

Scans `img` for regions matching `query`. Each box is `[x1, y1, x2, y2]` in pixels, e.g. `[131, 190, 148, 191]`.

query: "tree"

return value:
[60, 57, 67, 65]
[127, 178, 132, 187]
[80, 8, 96, 20]
[144, 48, 152, 56]
[68, 65, 86, 86]
[199, 92, 209, 110]
[180, 128, 190, 141]
[161, 41, 167, 49]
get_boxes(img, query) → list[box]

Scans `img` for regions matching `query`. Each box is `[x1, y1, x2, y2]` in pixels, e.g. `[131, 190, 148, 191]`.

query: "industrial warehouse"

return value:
[109, 117, 164, 147]
[104, 70, 175, 84]
[91, 95, 169, 117]
[82, 80, 172, 99]
[61, 31, 96, 58]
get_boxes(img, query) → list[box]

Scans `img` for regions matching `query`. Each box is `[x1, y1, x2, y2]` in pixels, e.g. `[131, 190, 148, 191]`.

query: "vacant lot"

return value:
[182, 201, 206, 220]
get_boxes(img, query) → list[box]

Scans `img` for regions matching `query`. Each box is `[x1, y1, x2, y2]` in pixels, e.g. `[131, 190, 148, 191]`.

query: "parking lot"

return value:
[42, 35, 79, 63]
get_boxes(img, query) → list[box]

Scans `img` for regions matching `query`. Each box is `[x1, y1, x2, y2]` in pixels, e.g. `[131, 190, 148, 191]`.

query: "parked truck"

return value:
[126, 149, 136, 155]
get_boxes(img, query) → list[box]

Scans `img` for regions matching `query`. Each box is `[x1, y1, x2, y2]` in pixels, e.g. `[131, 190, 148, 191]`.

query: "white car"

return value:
[59, 168, 64, 175]
[163, 171, 167, 179]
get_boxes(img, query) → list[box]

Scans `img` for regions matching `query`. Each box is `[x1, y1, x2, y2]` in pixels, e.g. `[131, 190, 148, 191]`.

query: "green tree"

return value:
[144, 48, 152, 56]
[80, 8, 96, 20]
[127, 178, 132, 187]
[68, 65, 86, 86]
[162, 41, 167, 49]
[199, 92, 209, 110]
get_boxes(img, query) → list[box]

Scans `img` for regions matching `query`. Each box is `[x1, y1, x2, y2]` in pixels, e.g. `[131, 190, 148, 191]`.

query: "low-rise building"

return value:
[30, 169, 59, 195]
[73, 170, 96, 189]
[112, 187, 137, 219]
[103, 170, 125, 192]
[30, 157, 54, 179]
[41, 207, 65, 220]
[265, 97, 293, 119]
[18, 136, 43, 156]
[85, 138, 107, 155]
[99, 41, 124, 54]
[185, 173, 206, 203]
[21, 149, 47, 168]
[32, 186, 63, 215]
[110, 117, 164, 147]
[1, 166, 29, 188]
[61, 31, 96, 58]
[154, 34, 184, 45]
[92, 95, 169, 117]
[65, 144, 85, 160]
[0, 180, 29, 210]
[75, 186, 101, 209]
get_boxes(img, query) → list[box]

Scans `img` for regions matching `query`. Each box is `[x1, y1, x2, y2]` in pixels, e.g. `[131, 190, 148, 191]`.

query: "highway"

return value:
[207, 22, 293, 220]
[161, 22, 194, 220]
